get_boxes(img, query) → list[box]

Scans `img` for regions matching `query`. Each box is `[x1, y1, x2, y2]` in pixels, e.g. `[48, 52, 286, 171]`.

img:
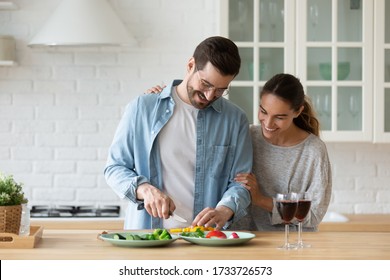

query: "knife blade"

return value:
[137, 203, 187, 223]
[170, 213, 187, 223]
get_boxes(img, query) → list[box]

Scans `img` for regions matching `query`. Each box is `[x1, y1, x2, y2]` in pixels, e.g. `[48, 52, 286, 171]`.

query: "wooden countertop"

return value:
[319, 214, 390, 232]
[30, 214, 390, 231]
[1, 228, 390, 260]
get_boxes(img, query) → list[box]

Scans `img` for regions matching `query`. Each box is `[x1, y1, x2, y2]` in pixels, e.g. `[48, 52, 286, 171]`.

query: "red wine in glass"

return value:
[277, 200, 298, 222]
[295, 192, 312, 248]
[296, 200, 311, 221]
[275, 192, 298, 250]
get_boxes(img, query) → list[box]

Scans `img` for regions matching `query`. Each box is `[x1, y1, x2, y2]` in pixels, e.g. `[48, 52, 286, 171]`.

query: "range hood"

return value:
[28, 0, 136, 47]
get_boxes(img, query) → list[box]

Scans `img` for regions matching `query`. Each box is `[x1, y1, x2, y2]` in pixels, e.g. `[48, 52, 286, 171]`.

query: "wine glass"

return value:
[314, 94, 322, 117]
[238, 0, 249, 39]
[349, 94, 359, 119]
[294, 192, 312, 248]
[309, 4, 319, 28]
[322, 94, 331, 118]
[269, 2, 277, 29]
[276, 192, 298, 250]
[268, 2, 278, 41]
[309, 3, 319, 41]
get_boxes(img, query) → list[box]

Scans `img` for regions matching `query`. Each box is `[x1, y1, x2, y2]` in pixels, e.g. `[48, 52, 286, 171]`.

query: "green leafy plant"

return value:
[0, 172, 28, 206]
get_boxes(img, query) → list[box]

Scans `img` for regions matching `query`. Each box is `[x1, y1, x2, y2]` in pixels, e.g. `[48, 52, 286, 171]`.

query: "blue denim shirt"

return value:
[104, 80, 253, 229]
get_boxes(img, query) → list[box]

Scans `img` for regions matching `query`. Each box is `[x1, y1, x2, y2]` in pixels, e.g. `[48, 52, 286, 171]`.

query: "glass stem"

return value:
[298, 221, 302, 246]
[285, 223, 289, 247]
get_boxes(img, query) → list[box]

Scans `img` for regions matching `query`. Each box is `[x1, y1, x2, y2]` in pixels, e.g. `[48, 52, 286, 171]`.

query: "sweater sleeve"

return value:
[303, 141, 332, 229]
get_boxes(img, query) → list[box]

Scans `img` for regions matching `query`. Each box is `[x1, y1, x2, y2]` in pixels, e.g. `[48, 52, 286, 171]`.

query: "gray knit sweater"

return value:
[231, 125, 332, 231]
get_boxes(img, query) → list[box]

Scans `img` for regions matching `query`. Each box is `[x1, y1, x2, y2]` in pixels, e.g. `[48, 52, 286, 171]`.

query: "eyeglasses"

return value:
[194, 65, 230, 97]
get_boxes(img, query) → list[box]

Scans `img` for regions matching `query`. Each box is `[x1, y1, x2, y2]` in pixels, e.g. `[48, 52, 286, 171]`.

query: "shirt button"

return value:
[166, 109, 170, 113]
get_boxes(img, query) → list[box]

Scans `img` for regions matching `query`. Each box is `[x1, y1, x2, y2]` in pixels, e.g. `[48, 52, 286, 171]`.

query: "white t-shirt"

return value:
[159, 87, 198, 228]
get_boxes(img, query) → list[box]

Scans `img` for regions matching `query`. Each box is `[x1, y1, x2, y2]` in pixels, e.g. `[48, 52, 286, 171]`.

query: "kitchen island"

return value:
[1, 227, 389, 260]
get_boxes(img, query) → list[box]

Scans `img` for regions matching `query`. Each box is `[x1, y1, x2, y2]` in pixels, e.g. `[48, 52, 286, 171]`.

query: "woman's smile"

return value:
[262, 124, 278, 132]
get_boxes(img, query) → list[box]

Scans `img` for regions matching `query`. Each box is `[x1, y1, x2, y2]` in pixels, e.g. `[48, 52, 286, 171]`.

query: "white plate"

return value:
[179, 231, 255, 246]
[99, 232, 179, 247]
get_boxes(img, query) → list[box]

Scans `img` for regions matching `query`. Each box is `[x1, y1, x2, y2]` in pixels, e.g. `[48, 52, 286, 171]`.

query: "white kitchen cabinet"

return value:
[220, 0, 295, 124]
[220, 0, 389, 143]
[374, 0, 390, 142]
[296, 0, 373, 142]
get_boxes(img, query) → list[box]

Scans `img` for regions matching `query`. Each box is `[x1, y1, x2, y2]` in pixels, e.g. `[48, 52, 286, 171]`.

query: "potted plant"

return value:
[0, 172, 28, 234]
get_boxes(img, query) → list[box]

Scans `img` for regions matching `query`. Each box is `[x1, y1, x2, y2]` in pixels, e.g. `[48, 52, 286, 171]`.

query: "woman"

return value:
[233, 73, 332, 231]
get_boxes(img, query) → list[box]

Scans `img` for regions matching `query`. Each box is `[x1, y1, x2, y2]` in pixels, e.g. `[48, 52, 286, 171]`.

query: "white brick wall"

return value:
[326, 143, 390, 214]
[1, 0, 389, 215]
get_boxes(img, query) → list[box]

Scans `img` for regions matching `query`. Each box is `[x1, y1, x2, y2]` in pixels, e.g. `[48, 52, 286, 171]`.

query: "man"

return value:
[104, 36, 253, 230]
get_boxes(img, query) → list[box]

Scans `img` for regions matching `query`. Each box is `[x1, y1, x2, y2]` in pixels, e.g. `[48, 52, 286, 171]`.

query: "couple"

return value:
[104, 36, 332, 231]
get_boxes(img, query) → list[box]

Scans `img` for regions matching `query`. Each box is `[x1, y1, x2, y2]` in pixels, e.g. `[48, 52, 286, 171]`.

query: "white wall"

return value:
[0, 0, 389, 215]
[326, 143, 390, 214]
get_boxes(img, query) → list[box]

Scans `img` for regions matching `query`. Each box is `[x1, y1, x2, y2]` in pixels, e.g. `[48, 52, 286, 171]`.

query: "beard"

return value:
[186, 84, 218, 110]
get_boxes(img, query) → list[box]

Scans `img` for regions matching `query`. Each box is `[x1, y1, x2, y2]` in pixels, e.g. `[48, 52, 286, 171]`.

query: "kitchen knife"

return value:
[137, 203, 187, 222]
[170, 212, 187, 223]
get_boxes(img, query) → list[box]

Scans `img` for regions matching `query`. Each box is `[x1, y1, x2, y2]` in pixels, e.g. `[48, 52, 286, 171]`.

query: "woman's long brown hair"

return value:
[261, 73, 320, 137]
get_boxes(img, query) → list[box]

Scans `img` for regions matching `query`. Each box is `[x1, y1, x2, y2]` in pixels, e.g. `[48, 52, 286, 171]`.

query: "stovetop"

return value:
[30, 205, 121, 218]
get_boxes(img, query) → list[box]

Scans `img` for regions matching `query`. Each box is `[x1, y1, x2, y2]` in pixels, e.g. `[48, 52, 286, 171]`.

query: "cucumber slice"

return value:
[126, 234, 135, 240]
[133, 234, 142, 240]
[113, 233, 126, 240]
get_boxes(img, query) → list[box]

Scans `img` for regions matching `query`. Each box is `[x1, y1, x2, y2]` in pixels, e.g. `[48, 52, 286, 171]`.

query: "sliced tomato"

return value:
[205, 230, 227, 239]
[228, 232, 239, 239]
